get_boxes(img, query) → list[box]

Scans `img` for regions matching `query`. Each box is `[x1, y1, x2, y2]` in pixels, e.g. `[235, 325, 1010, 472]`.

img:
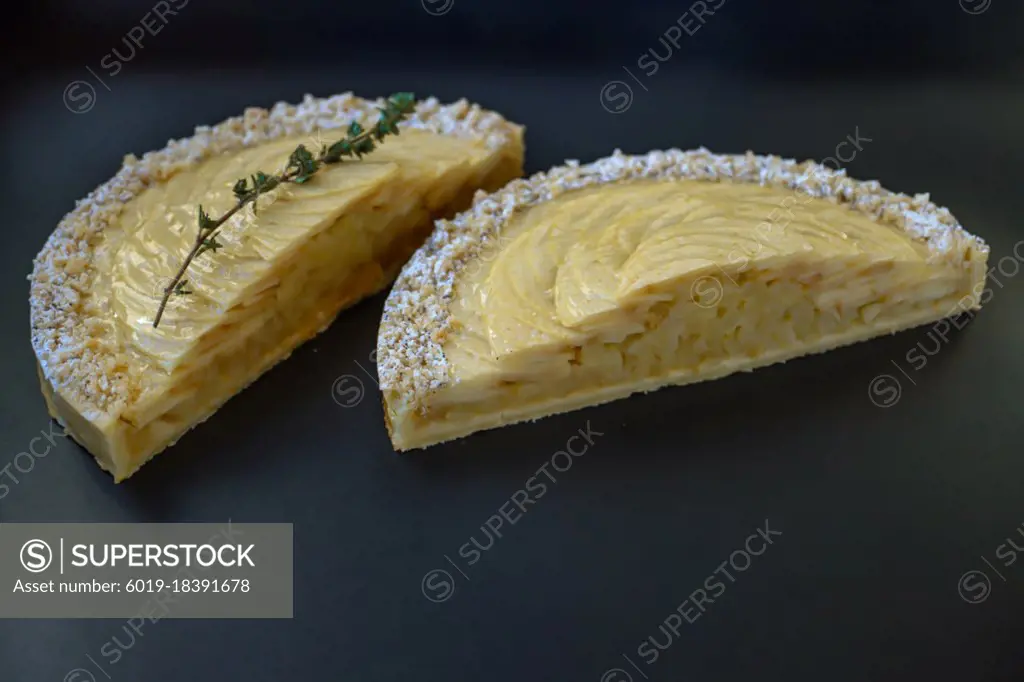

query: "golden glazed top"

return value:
[377, 148, 988, 411]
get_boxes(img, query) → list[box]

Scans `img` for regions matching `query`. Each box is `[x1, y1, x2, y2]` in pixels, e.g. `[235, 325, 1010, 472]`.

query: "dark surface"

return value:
[7, 0, 1024, 73]
[2, 10, 1024, 682]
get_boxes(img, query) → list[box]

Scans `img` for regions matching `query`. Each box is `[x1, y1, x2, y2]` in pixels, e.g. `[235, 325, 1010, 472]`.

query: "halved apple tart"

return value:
[31, 93, 524, 480]
[378, 149, 989, 450]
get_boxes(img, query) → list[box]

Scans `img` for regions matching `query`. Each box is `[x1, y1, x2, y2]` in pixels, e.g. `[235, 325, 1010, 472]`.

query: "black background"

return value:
[2, 1, 1024, 681]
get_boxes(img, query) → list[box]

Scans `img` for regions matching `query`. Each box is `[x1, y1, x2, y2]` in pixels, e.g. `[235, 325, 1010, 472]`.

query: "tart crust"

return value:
[31, 93, 523, 456]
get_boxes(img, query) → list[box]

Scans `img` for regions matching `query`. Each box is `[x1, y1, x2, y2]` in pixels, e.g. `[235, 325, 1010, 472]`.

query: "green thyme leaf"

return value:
[232, 178, 250, 200]
[197, 205, 216, 232]
[197, 236, 224, 257]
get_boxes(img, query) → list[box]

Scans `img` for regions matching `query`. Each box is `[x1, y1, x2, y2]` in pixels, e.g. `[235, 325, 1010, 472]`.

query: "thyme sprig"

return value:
[153, 92, 417, 327]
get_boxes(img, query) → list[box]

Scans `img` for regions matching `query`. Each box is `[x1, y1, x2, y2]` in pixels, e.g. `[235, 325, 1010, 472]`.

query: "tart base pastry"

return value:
[378, 149, 989, 450]
[31, 93, 524, 481]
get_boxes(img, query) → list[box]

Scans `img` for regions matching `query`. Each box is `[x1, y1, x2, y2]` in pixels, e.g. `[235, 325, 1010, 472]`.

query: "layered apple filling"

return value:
[393, 179, 985, 447]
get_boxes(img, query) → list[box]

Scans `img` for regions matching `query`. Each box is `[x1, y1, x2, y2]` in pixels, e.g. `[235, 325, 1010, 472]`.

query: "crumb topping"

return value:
[378, 148, 989, 407]
[30, 93, 521, 416]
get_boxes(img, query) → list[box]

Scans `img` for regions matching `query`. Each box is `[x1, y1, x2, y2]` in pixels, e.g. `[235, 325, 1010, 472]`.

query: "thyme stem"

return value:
[153, 92, 416, 327]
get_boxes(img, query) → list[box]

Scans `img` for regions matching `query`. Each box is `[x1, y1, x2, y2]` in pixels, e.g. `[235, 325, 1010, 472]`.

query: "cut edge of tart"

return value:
[31, 92, 524, 480]
[377, 148, 989, 451]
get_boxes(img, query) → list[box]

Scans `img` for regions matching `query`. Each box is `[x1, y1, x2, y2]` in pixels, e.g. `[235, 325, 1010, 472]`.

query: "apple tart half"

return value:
[31, 93, 524, 480]
[378, 149, 989, 450]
